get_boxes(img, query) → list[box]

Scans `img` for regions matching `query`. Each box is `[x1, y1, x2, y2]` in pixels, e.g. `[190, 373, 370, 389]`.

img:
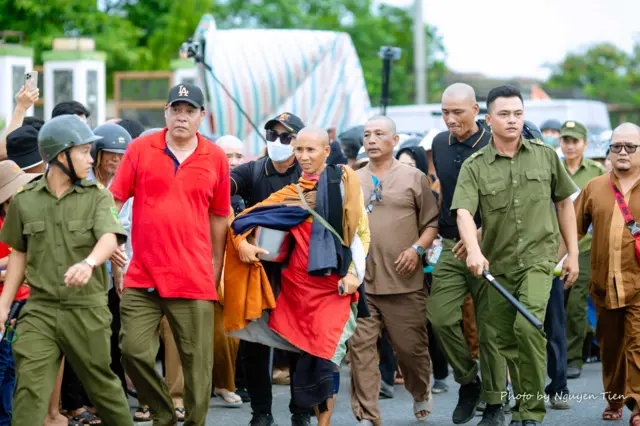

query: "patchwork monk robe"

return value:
[223, 165, 370, 365]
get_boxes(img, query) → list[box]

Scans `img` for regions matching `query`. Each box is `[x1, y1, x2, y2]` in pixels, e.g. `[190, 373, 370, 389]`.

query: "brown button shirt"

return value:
[356, 160, 439, 295]
[575, 173, 640, 309]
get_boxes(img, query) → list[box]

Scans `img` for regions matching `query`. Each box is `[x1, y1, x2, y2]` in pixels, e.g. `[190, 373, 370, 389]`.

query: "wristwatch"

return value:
[83, 257, 97, 269]
[412, 244, 425, 256]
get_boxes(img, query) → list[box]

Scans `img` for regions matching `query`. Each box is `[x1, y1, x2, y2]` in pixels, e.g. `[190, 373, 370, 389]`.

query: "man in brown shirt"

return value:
[349, 116, 440, 426]
[575, 122, 640, 425]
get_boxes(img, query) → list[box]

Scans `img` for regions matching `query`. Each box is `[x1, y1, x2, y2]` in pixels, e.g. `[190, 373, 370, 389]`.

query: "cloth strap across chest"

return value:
[608, 173, 640, 264]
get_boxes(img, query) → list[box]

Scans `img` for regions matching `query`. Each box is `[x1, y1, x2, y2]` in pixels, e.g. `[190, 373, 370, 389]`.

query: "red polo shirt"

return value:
[0, 217, 30, 301]
[109, 129, 230, 300]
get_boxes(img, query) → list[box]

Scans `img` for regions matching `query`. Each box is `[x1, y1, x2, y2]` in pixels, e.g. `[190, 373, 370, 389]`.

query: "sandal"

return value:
[631, 412, 640, 426]
[175, 407, 185, 422]
[214, 389, 243, 406]
[413, 390, 433, 422]
[69, 409, 102, 425]
[134, 406, 151, 422]
[603, 405, 623, 421]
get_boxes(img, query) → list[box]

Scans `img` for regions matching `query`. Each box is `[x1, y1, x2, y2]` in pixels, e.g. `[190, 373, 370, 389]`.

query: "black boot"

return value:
[477, 404, 505, 426]
[453, 376, 482, 424]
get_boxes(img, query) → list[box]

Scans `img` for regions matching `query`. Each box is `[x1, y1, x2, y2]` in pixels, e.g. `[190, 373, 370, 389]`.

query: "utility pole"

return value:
[414, 0, 427, 104]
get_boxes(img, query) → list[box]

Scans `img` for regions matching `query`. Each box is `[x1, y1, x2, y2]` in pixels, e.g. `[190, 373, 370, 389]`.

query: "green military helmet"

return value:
[38, 114, 102, 163]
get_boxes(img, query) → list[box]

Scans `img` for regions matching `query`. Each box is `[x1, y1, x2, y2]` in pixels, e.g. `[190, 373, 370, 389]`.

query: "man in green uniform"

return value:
[558, 120, 607, 379]
[452, 85, 580, 426]
[0, 114, 133, 426]
[427, 83, 507, 426]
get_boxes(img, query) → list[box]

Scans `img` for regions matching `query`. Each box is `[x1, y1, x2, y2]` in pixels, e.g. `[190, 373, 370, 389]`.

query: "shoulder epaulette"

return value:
[17, 175, 43, 193]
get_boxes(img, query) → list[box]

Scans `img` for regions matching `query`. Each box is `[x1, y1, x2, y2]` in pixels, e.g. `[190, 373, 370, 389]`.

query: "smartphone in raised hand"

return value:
[24, 71, 38, 91]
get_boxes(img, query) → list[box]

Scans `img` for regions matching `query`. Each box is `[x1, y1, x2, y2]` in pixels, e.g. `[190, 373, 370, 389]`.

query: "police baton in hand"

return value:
[482, 270, 543, 331]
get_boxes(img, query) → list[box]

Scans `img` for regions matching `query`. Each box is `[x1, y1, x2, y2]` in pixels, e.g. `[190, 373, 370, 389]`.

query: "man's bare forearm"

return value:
[88, 234, 119, 266]
[210, 214, 229, 287]
[556, 198, 579, 256]
[416, 227, 439, 250]
[457, 209, 481, 253]
[0, 251, 26, 308]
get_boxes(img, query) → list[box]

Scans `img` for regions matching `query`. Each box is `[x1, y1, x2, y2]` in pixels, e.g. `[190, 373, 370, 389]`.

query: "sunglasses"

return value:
[366, 182, 382, 213]
[610, 143, 640, 154]
[266, 129, 295, 145]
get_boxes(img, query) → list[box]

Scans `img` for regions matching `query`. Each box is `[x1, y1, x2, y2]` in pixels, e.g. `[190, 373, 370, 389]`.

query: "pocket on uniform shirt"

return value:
[67, 219, 95, 248]
[524, 169, 551, 200]
[479, 180, 509, 211]
[23, 221, 45, 250]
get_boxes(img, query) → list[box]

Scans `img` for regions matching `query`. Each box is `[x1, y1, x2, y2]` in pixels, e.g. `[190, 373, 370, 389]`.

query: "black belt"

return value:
[439, 227, 461, 240]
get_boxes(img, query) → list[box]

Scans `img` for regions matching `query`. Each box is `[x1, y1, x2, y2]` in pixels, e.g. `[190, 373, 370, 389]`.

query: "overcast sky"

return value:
[381, 0, 639, 80]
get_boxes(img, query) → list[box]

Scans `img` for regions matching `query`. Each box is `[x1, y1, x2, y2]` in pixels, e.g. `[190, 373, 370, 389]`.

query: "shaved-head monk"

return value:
[349, 115, 439, 425]
[574, 122, 640, 425]
[427, 82, 507, 426]
[224, 124, 370, 426]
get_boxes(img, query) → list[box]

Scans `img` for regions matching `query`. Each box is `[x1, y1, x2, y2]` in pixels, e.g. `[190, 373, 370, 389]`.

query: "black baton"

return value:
[482, 270, 543, 330]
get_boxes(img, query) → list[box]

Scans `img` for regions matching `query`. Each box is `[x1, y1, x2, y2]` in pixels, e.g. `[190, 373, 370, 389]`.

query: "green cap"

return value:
[560, 120, 587, 140]
[38, 115, 102, 163]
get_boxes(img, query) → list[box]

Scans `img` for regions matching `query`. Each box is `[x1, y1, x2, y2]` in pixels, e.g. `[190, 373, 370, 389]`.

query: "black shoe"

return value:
[509, 421, 522, 426]
[250, 413, 276, 426]
[522, 421, 540, 426]
[453, 376, 482, 424]
[567, 366, 582, 379]
[236, 387, 251, 403]
[291, 413, 311, 426]
[477, 404, 505, 426]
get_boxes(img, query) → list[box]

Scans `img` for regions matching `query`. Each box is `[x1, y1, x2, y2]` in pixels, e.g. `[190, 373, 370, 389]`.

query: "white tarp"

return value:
[194, 15, 371, 156]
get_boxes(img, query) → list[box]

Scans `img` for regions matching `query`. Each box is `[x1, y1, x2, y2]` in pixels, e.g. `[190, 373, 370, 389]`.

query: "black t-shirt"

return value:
[431, 122, 491, 239]
[230, 156, 302, 208]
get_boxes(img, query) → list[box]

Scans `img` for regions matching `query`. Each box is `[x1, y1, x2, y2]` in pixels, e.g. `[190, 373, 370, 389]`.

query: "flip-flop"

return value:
[175, 407, 186, 421]
[69, 410, 102, 425]
[215, 390, 243, 406]
[602, 405, 623, 421]
[134, 407, 150, 422]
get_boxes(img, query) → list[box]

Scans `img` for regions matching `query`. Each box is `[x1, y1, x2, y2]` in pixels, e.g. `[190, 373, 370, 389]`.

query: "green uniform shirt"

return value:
[451, 137, 578, 276]
[563, 157, 607, 252]
[0, 176, 127, 308]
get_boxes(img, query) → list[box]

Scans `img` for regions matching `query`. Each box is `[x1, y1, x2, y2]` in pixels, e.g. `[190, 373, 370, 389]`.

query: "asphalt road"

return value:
[130, 361, 631, 425]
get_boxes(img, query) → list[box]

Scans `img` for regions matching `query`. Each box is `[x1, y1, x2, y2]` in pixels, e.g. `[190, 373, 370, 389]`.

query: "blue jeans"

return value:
[0, 338, 15, 425]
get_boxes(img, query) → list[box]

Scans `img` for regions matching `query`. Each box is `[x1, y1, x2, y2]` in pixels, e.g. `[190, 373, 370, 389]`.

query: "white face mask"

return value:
[266, 141, 294, 162]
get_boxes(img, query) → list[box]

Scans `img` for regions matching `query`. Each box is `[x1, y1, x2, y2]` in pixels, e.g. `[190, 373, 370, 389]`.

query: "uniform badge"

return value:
[17, 186, 23, 193]
[97, 182, 105, 190]
[178, 85, 189, 97]
[11, 164, 20, 174]
[111, 207, 120, 223]
[118, 137, 125, 144]
[278, 113, 290, 121]
[566, 121, 575, 128]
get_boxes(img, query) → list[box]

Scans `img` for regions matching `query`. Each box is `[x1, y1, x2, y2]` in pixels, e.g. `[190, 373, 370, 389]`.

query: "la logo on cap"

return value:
[566, 121, 575, 128]
[117, 137, 125, 144]
[11, 164, 20, 174]
[178, 85, 189, 97]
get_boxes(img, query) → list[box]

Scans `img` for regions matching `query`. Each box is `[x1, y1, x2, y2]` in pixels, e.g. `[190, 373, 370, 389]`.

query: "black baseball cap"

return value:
[6, 125, 43, 170]
[264, 112, 305, 133]
[167, 83, 205, 109]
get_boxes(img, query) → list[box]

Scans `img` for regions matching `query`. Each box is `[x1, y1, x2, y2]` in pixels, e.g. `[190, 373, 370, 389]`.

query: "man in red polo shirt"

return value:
[109, 83, 230, 426]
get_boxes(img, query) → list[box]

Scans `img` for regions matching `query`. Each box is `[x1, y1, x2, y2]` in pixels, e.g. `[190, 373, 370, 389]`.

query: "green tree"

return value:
[545, 42, 640, 106]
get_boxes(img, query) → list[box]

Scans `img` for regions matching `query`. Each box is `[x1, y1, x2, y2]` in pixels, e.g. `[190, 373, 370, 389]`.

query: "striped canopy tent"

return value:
[195, 15, 371, 157]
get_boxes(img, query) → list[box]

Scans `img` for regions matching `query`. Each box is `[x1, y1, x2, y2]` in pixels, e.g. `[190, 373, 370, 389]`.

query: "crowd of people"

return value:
[0, 78, 637, 426]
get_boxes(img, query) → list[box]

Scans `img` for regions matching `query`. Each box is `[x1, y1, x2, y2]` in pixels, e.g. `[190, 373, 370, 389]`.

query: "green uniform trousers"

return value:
[565, 250, 591, 369]
[120, 288, 214, 426]
[426, 238, 506, 405]
[488, 261, 554, 423]
[11, 302, 133, 426]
